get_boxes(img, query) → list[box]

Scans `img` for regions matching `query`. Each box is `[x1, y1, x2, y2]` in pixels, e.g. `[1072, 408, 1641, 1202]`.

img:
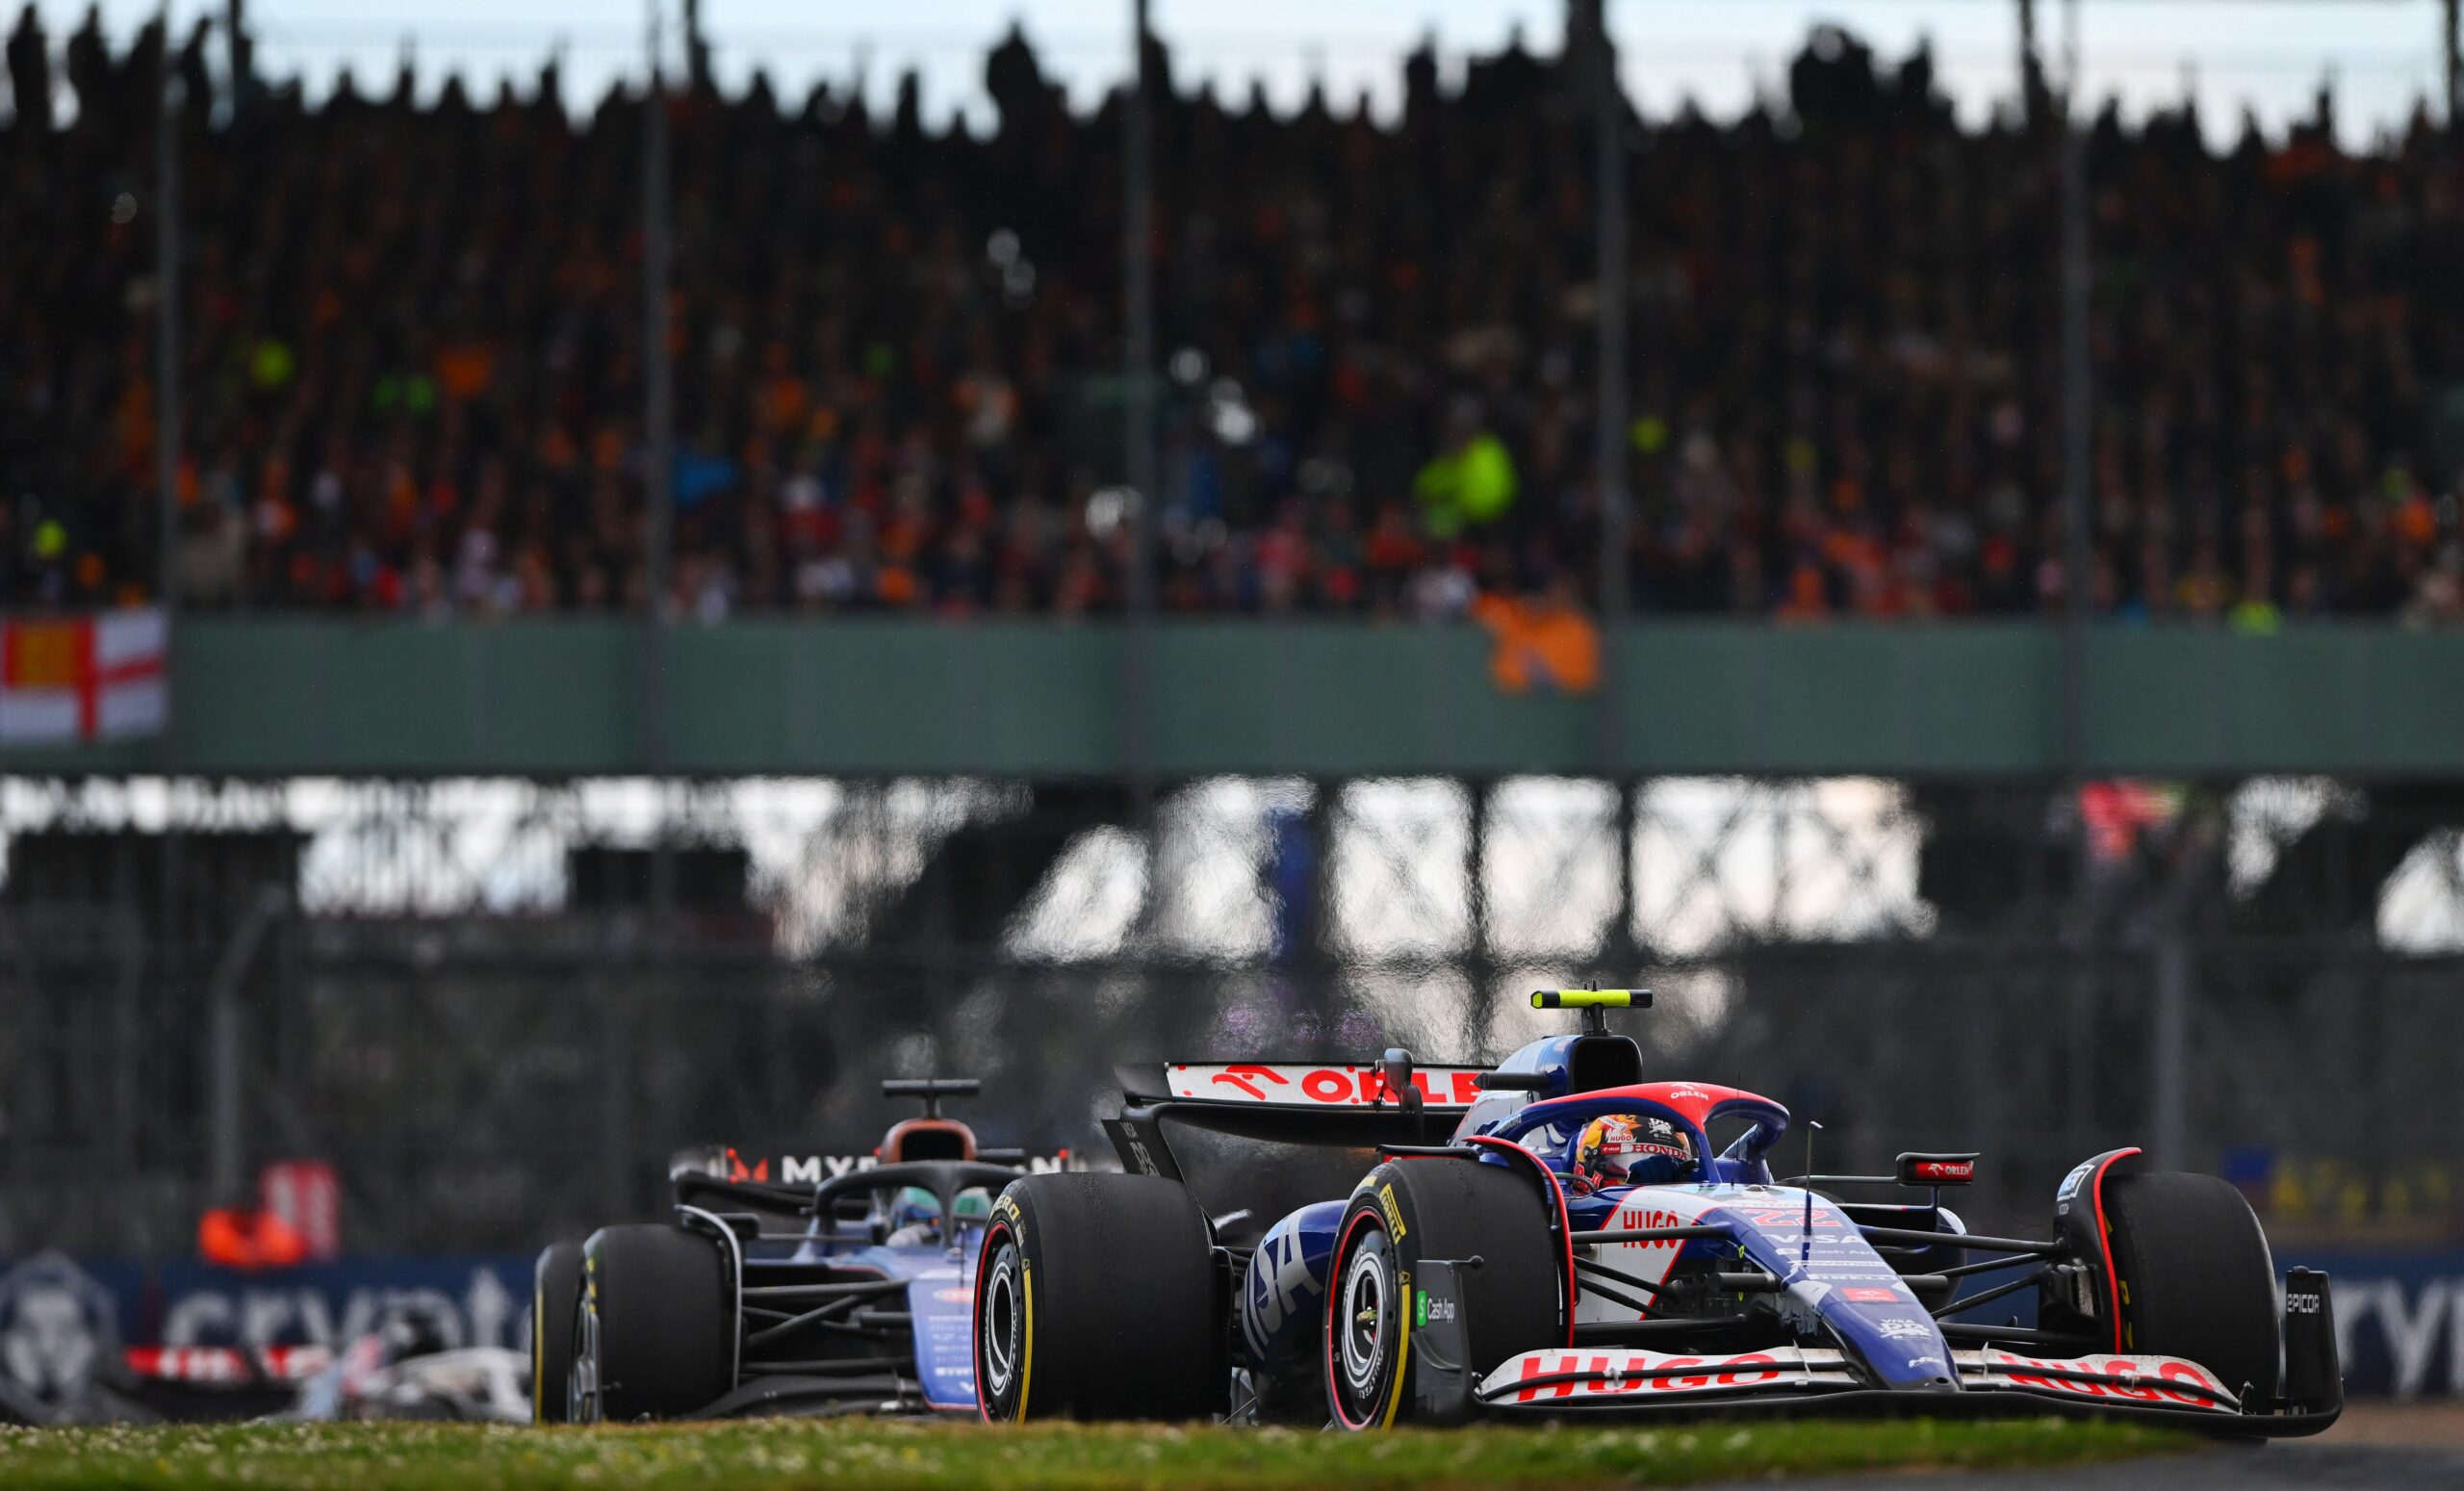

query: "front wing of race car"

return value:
[1479, 1346, 2262, 1422]
[1405, 1262, 2343, 1435]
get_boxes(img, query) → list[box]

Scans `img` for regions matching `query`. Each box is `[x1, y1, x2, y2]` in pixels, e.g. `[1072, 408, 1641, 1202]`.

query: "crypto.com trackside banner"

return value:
[0, 1252, 528, 1411]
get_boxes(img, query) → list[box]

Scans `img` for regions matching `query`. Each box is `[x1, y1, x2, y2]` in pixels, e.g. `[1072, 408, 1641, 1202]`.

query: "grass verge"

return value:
[0, 1415, 2189, 1490]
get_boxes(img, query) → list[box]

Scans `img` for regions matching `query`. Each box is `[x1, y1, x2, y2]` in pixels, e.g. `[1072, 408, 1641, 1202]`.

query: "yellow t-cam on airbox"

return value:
[1529, 989, 1652, 1010]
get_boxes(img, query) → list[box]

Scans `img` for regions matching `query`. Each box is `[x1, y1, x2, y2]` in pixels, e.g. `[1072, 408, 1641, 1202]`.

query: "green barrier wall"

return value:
[6, 618, 2461, 779]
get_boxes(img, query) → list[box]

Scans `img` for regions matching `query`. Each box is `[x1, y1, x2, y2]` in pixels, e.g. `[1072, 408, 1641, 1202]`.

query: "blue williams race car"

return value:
[531, 1080, 1046, 1421]
[973, 990, 2344, 1435]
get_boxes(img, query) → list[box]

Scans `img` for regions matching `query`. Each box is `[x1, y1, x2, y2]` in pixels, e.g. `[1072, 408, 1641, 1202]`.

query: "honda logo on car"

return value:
[1167, 1064, 1485, 1107]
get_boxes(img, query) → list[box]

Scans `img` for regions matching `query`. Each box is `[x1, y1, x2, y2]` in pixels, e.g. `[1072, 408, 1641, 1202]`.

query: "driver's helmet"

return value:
[1574, 1113, 1695, 1187]
[886, 1186, 992, 1246]
[889, 1186, 943, 1232]
[889, 1188, 993, 1225]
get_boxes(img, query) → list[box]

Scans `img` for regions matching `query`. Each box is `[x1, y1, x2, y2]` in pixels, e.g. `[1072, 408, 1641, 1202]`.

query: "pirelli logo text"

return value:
[1378, 1184, 1408, 1241]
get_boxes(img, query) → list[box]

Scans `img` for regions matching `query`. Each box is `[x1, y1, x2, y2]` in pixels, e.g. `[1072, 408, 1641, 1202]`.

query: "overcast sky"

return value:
[24, 2, 2451, 146]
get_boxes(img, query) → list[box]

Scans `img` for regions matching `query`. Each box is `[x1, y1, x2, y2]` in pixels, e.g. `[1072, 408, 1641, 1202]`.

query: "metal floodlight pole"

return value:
[2447, 0, 2461, 140]
[643, 0, 678, 932]
[1124, 0, 1159, 932]
[155, 4, 181, 625]
[207, 889, 286, 1203]
[226, 0, 247, 114]
[1588, 0, 1634, 966]
[2017, 0, 2039, 120]
[1594, 0, 1628, 634]
[155, 3, 191, 1196]
[643, 3, 674, 657]
[1124, 0, 1157, 597]
[1467, 777, 1492, 1052]
[2058, 0, 2091, 795]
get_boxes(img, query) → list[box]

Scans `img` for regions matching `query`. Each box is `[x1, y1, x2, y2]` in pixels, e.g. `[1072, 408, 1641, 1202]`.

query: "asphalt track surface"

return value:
[1782, 1405, 2464, 1488]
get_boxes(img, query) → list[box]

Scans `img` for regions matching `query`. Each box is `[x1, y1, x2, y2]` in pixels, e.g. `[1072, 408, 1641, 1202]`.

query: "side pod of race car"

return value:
[972, 990, 2345, 1434]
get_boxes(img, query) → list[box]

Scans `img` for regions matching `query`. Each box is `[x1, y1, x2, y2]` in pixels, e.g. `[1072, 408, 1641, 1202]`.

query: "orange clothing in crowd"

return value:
[1473, 592, 1600, 694]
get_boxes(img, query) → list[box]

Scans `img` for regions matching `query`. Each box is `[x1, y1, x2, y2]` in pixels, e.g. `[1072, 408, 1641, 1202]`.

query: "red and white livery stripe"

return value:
[124, 1345, 332, 1383]
[1964, 1349, 2237, 1409]
[1576, 1187, 1727, 1324]
[1483, 1347, 1857, 1403]
[1477, 1344, 2242, 1412]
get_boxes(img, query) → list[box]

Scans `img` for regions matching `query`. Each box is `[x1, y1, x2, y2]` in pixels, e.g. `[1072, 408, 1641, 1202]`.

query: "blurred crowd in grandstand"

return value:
[2, 6, 2460, 623]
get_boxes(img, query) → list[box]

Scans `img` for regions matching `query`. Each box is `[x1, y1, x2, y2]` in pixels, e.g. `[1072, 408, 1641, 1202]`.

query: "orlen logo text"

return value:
[1172, 1064, 1486, 1107]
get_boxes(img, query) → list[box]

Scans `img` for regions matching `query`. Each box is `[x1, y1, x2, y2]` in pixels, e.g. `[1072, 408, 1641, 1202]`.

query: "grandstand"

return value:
[5, 4, 2459, 620]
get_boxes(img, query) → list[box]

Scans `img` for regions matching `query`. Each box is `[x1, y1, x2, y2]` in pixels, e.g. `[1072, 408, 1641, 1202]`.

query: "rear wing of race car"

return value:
[1104, 1058, 1484, 1179]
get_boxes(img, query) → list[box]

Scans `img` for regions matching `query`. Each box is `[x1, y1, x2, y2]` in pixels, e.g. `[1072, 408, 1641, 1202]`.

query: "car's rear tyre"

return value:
[578, 1223, 732, 1422]
[974, 1173, 1221, 1421]
[530, 1241, 583, 1424]
[2103, 1170, 2280, 1402]
[1324, 1157, 1563, 1429]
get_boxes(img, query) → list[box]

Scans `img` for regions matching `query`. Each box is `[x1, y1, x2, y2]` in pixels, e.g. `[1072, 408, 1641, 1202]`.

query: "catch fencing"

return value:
[5, 914, 2455, 1254]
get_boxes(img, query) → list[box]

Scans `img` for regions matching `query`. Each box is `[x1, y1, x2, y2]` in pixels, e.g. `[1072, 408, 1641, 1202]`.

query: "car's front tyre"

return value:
[530, 1240, 583, 1424]
[576, 1223, 732, 1422]
[1323, 1156, 1564, 1429]
[2102, 1170, 2280, 1402]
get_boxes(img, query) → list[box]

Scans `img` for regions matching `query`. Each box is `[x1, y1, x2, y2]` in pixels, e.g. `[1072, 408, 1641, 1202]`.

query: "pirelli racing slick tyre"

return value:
[974, 1172, 1222, 1422]
[2102, 1170, 2280, 1403]
[1325, 1156, 1562, 1430]
[578, 1223, 732, 1422]
[530, 1240, 584, 1424]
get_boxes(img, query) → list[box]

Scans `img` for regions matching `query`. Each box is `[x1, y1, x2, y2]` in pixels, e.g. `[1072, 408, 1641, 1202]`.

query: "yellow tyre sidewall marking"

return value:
[1016, 1249, 1035, 1421]
[1378, 1262, 1410, 1429]
[531, 1275, 546, 1418]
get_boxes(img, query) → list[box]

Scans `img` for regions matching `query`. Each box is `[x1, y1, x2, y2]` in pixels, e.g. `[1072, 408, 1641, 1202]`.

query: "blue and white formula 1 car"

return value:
[973, 990, 2343, 1434]
[532, 1080, 1048, 1422]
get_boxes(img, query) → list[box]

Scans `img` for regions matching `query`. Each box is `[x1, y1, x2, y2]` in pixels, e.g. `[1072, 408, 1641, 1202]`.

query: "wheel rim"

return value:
[1333, 1226, 1397, 1421]
[568, 1284, 602, 1424]
[981, 1240, 1023, 1403]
